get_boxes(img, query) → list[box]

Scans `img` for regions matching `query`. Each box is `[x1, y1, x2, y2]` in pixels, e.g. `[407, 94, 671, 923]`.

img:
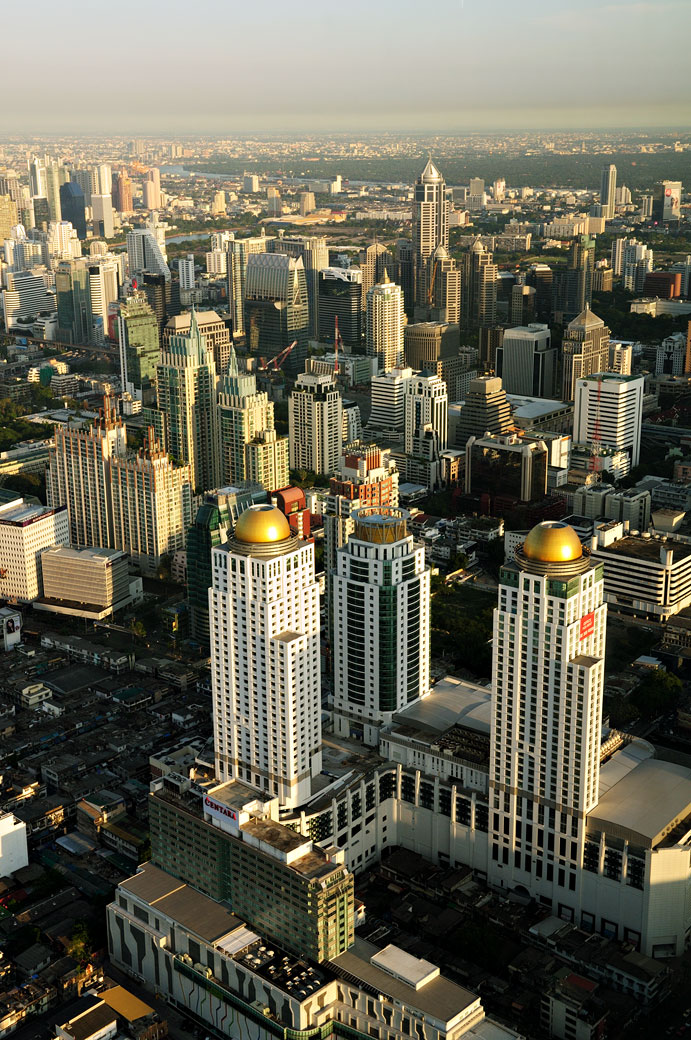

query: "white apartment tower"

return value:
[368, 366, 413, 435]
[218, 346, 284, 490]
[333, 507, 430, 746]
[178, 254, 195, 291]
[366, 272, 405, 373]
[210, 504, 322, 807]
[289, 372, 343, 476]
[599, 164, 617, 220]
[0, 499, 69, 602]
[573, 373, 644, 468]
[413, 159, 449, 308]
[404, 372, 448, 455]
[489, 522, 606, 906]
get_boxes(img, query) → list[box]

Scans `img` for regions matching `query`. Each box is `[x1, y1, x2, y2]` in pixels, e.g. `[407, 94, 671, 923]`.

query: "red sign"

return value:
[204, 796, 237, 821]
[580, 612, 595, 640]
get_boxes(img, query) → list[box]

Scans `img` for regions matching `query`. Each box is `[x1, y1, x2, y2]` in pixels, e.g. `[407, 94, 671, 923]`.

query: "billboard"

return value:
[579, 612, 595, 641]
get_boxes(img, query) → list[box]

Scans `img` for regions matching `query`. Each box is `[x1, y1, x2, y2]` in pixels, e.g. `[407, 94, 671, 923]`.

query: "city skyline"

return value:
[4, 0, 691, 134]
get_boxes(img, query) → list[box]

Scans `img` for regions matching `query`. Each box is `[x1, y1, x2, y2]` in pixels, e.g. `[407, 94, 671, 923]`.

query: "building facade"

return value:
[289, 373, 343, 476]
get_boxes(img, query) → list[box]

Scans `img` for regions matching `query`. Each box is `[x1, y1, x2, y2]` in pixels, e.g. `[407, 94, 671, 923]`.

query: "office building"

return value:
[417, 244, 462, 325]
[111, 170, 133, 214]
[404, 321, 458, 371]
[163, 309, 231, 375]
[244, 252, 309, 376]
[210, 504, 322, 806]
[156, 309, 221, 493]
[455, 376, 513, 448]
[271, 234, 328, 338]
[58, 182, 86, 239]
[110, 435, 193, 576]
[561, 308, 611, 401]
[55, 258, 93, 344]
[29, 157, 63, 221]
[226, 233, 271, 336]
[318, 267, 362, 348]
[0, 193, 18, 243]
[117, 294, 160, 403]
[218, 346, 279, 488]
[91, 193, 114, 239]
[656, 332, 687, 376]
[142, 272, 180, 331]
[144, 168, 161, 210]
[496, 323, 556, 398]
[126, 228, 171, 282]
[553, 236, 595, 322]
[573, 485, 651, 532]
[242, 173, 259, 193]
[2, 271, 55, 329]
[289, 372, 342, 476]
[333, 507, 430, 746]
[465, 433, 548, 503]
[368, 367, 412, 435]
[590, 523, 691, 620]
[404, 372, 448, 454]
[47, 401, 127, 548]
[245, 428, 289, 493]
[88, 258, 119, 342]
[573, 373, 644, 468]
[0, 498, 68, 602]
[38, 545, 131, 616]
[186, 487, 266, 645]
[653, 181, 682, 223]
[460, 240, 497, 328]
[600, 164, 617, 220]
[299, 190, 316, 215]
[359, 242, 396, 309]
[527, 263, 554, 322]
[366, 272, 404, 373]
[178, 254, 195, 291]
[412, 159, 449, 308]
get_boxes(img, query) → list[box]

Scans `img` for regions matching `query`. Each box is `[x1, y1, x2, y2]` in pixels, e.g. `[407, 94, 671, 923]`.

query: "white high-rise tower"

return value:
[489, 521, 606, 902]
[413, 159, 449, 308]
[366, 272, 404, 373]
[210, 504, 322, 808]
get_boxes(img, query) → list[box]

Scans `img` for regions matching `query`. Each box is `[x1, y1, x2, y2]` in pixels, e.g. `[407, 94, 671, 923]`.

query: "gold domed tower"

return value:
[516, 520, 591, 577]
[228, 504, 297, 557]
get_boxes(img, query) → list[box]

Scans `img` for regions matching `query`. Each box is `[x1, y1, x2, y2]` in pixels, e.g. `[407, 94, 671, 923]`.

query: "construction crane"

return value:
[427, 259, 440, 305]
[333, 316, 343, 378]
[258, 341, 297, 373]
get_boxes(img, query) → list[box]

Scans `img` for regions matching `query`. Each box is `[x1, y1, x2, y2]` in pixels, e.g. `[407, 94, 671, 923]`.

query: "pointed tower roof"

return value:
[419, 158, 443, 184]
[568, 305, 604, 330]
[379, 269, 391, 285]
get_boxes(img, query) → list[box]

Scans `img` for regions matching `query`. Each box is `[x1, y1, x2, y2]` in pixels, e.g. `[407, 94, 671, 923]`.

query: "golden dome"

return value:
[234, 505, 291, 544]
[523, 521, 583, 563]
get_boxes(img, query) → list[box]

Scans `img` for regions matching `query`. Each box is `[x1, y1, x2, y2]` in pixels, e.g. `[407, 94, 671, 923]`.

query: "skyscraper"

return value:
[366, 272, 404, 373]
[416, 244, 461, 324]
[289, 372, 343, 476]
[318, 267, 362, 348]
[404, 372, 448, 455]
[555, 235, 595, 322]
[653, 181, 682, 223]
[599, 164, 617, 220]
[91, 193, 114, 239]
[156, 309, 221, 493]
[88, 258, 120, 342]
[561, 307, 611, 401]
[111, 170, 133, 215]
[244, 252, 310, 376]
[47, 400, 127, 548]
[144, 168, 161, 210]
[58, 182, 86, 239]
[359, 243, 396, 311]
[226, 232, 271, 337]
[127, 229, 171, 282]
[460, 240, 497, 328]
[455, 376, 513, 448]
[163, 310, 231, 375]
[178, 254, 195, 291]
[412, 159, 449, 309]
[55, 258, 93, 344]
[495, 324, 556, 398]
[271, 233, 328, 338]
[488, 522, 606, 903]
[218, 345, 284, 489]
[210, 504, 322, 806]
[110, 434, 193, 576]
[368, 366, 413, 435]
[117, 294, 160, 403]
[573, 373, 644, 468]
[333, 506, 430, 746]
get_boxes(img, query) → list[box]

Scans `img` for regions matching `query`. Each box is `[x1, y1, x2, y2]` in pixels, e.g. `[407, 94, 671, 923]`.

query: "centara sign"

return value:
[204, 795, 239, 833]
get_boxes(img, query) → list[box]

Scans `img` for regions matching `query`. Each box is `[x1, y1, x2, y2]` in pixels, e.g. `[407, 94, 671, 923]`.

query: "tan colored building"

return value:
[163, 309, 232, 374]
[561, 307, 610, 401]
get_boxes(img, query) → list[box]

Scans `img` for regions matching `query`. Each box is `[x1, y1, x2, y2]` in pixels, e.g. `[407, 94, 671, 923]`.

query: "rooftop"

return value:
[121, 862, 243, 942]
[596, 535, 691, 563]
[392, 676, 492, 737]
[588, 758, 691, 848]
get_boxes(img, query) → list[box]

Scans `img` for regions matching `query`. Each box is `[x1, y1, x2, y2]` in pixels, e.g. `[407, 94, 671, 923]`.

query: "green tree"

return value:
[631, 670, 682, 719]
[129, 619, 147, 644]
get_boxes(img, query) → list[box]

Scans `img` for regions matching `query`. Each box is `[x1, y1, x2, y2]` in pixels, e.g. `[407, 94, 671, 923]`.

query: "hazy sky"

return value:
[5, 0, 691, 133]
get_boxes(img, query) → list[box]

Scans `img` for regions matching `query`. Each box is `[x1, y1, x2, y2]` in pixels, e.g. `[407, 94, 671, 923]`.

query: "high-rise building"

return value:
[55, 258, 93, 344]
[416, 244, 461, 324]
[246, 429, 289, 493]
[404, 372, 448, 455]
[561, 307, 611, 401]
[460, 240, 497, 328]
[526, 263, 553, 322]
[218, 346, 285, 489]
[555, 235, 595, 322]
[163, 309, 231, 374]
[142, 272, 180, 330]
[653, 180, 682, 223]
[412, 159, 449, 308]
[455, 376, 513, 448]
[88, 258, 119, 342]
[465, 433, 548, 503]
[289, 372, 342, 475]
[225, 233, 271, 337]
[2, 271, 55, 329]
[70, 167, 94, 207]
[111, 170, 133, 214]
[359, 243, 396, 311]
[178, 254, 195, 291]
[110, 434, 193, 576]
[395, 238, 415, 317]
[47, 401, 127, 548]
[30, 157, 63, 221]
[573, 373, 644, 468]
[271, 234, 328, 338]
[366, 272, 404, 373]
[186, 487, 265, 645]
[0, 498, 69, 602]
[244, 252, 309, 376]
[156, 309, 221, 493]
[242, 173, 259, 193]
[656, 332, 687, 376]
[404, 321, 458, 371]
[599, 164, 617, 220]
[612, 238, 654, 290]
[333, 506, 430, 746]
[488, 521, 606, 904]
[368, 366, 413, 434]
[210, 504, 322, 806]
[0, 170, 21, 207]
[0, 194, 18, 243]
[496, 324, 556, 398]
[144, 168, 161, 210]
[91, 193, 114, 239]
[318, 267, 362, 348]
[117, 294, 160, 403]
[510, 283, 536, 326]
[299, 191, 315, 215]
[58, 183, 86, 239]
[127, 228, 170, 282]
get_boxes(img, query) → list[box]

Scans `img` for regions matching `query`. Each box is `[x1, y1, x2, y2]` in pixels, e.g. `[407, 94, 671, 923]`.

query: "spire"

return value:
[419, 158, 443, 184]
[228, 341, 239, 378]
[381, 269, 390, 285]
